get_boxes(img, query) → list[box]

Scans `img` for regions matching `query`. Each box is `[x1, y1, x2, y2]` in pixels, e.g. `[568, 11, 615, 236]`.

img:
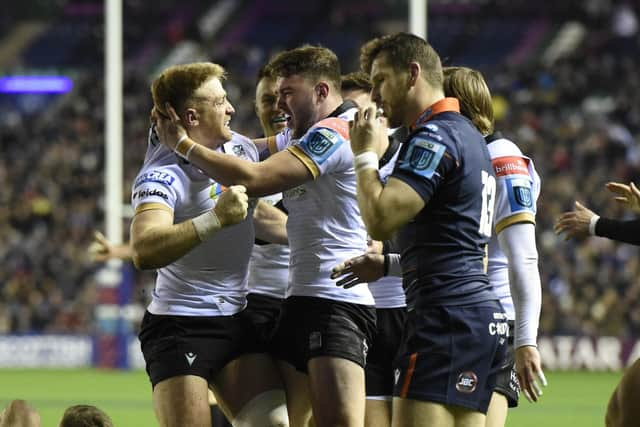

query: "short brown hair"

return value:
[443, 66, 494, 135]
[151, 62, 226, 117]
[268, 45, 341, 89]
[341, 71, 372, 93]
[60, 405, 114, 427]
[360, 32, 443, 88]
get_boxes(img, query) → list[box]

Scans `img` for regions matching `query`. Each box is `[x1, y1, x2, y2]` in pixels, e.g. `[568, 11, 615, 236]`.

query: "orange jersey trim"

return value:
[401, 352, 419, 398]
[411, 97, 460, 130]
[313, 117, 350, 140]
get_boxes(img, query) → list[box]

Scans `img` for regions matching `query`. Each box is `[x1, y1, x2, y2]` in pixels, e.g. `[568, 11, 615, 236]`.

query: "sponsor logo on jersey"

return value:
[493, 156, 529, 177]
[300, 127, 343, 164]
[456, 371, 478, 393]
[399, 138, 446, 179]
[133, 188, 168, 200]
[135, 170, 175, 187]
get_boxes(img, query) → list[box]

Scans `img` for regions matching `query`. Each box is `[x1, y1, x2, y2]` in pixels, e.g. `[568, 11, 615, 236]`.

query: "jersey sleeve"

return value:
[287, 118, 351, 179]
[390, 128, 459, 201]
[492, 155, 537, 234]
[131, 168, 181, 213]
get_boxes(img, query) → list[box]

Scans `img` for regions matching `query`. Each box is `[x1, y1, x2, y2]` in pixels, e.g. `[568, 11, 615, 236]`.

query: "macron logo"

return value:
[185, 352, 197, 366]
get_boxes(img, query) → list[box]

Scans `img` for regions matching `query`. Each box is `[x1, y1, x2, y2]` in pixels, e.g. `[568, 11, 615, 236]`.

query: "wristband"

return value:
[588, 214, 600, 236]
[354, 151, 379, 173]
[192, 210, 221, 242]
[174, 135, 195, 159]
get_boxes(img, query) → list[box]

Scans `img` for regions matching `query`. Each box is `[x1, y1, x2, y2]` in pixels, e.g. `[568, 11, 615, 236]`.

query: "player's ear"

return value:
[184, 108, 198, 126]
[315, 82, 330, 101]
[408, 62, 421, 88]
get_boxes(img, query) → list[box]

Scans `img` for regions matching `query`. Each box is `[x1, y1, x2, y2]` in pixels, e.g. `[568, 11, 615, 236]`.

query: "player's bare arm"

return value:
[349, 105, 425, 240]
[88, 230, 133, 262]
[253, 200, 288, 245]
[130, 185, 248, 269]
[155, 103, 311, 197]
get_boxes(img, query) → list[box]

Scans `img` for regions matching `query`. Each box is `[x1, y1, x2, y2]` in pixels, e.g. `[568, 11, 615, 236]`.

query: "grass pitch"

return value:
[0, 369, 622, 426]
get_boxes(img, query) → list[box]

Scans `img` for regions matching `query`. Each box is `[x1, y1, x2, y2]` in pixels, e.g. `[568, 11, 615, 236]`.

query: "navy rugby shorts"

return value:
[393, 302, 508, 413]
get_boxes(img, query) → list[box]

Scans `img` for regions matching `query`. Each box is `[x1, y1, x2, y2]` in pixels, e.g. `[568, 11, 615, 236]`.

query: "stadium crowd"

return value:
[1, 0, 640, 341]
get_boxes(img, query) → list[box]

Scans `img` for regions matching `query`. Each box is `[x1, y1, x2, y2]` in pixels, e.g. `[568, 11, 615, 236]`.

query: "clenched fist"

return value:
[215, 185, 249, 227]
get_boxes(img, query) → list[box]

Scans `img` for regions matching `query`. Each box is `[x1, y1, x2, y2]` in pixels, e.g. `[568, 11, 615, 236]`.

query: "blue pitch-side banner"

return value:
[0, 335, 638, 370]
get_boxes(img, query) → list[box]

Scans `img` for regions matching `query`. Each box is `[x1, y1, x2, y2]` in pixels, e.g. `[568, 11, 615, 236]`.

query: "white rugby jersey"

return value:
[282, 107, 374, 305]
[486, 136, 541, 319]
[369, 136, 406, 309]
[131, 130, 259, 316]
[248, 191, 289, 299]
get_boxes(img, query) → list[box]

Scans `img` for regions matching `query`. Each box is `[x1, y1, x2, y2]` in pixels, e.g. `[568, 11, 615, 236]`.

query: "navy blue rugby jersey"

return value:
[390, 98, 498, 308]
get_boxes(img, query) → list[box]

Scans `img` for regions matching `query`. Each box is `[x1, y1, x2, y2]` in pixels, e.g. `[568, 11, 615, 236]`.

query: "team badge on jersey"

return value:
[399, 138, 446, 179]
[300, 127, 342, 164]
[231, 144, 247, 159]
[506, 177, 534, 210]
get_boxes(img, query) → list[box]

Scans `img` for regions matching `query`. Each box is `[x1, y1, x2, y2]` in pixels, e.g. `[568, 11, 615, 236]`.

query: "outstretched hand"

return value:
[606, 181, 640, 214]
[331, 253, 385, 289]
[515, 346, 547, 403]
[554, 201, 597, 240]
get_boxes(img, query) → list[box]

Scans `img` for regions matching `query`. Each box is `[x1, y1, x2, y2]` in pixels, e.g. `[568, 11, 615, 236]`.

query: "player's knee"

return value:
[231, 390, 289, 427]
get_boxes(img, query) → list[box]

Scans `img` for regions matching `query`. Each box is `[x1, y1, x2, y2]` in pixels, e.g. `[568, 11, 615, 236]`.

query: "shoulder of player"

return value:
[312, 117, 350, 140]
[487, 137, 524, 158]
[225, 132, 259, 161]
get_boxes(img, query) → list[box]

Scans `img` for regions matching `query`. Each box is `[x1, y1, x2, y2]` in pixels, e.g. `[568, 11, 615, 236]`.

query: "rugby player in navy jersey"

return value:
[349, 33, 507, 427]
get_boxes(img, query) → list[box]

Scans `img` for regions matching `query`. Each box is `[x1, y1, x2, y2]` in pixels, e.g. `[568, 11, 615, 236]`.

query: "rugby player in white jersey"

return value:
[332, 71, 406, 427]
[442, 66, 546, 427]
[154, 46, 375, 427]
[244, 65, 290, 365]
[133, 62, 289, 427]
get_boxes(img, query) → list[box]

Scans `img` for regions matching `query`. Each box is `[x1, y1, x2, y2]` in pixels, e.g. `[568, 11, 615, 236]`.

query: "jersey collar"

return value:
[410, 97, 460, 130]
[484, 131, 504, 144]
